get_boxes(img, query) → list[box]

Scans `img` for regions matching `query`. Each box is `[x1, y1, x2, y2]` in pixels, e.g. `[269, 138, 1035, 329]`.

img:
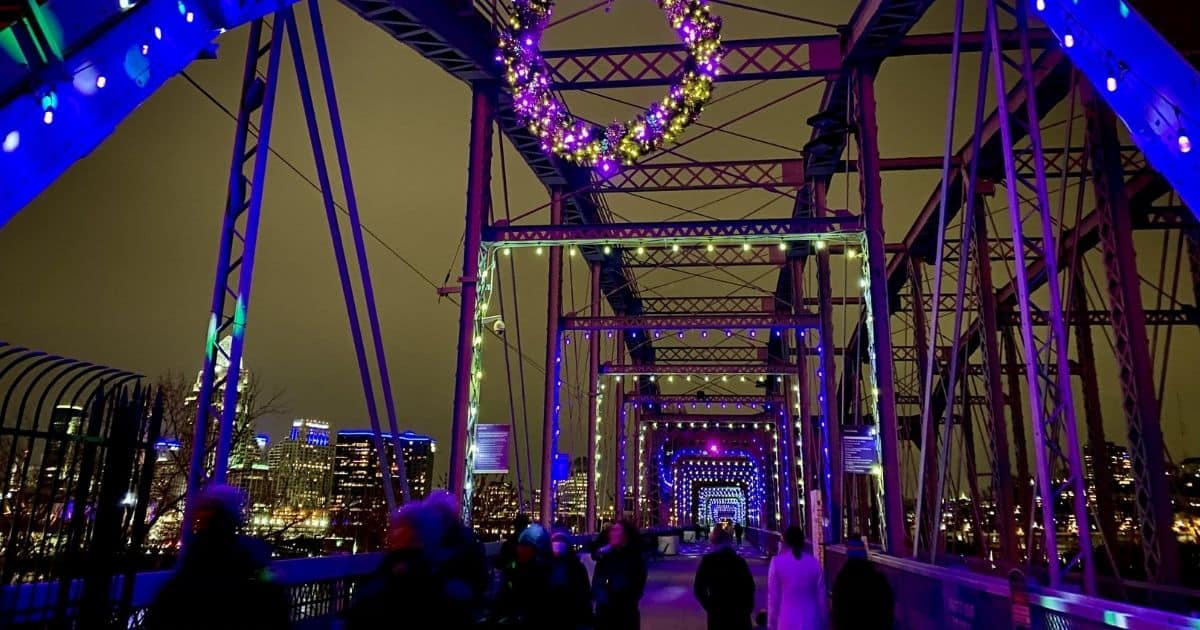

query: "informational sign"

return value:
[473, 424, 510, 474]
[841, 425, 879, 474]
[552, 452, 571, 482]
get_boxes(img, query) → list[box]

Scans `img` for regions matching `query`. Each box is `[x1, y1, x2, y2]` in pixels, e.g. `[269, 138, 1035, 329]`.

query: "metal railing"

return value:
[1, 552, 384, 628]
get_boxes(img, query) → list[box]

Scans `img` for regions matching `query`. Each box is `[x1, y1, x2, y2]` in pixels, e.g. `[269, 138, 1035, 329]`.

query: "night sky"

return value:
[1, 1, 1195, 487]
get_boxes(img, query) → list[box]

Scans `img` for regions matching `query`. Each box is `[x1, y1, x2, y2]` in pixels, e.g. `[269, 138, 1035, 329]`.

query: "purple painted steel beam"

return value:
[642, 412, 778, 424]
[970, 200, 1017, 565]
[814, 182, 841, 544]
[603, 364, 801, 376]
[627, 394, 785, 406]
[206, 19, 284, 492]
[284, 10, 399, 510]
[613, 329, 626, 519]
[586, 265, 601, 532]
[543, 36, 841, 89]
[650, 346, 768, 363]
[186, 19, 276, 532]
[484, 217, 863, 246]
[305, 0, 410, 503]
[639, 295, 775, 315]
[1085, 86, 1181, 585]
[540, 30, 1051, 90]
[564, 313, 818, 332]
[540, 189, 564, 527]
[449, 82, 495, 515]
[853, 68, 907, 556]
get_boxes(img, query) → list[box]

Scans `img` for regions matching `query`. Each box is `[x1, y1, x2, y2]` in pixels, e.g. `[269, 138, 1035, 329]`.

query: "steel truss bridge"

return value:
[1, 0, 1199, 627]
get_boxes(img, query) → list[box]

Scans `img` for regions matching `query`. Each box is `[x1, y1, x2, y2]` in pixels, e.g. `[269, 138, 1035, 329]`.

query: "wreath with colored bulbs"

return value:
[498, 0, 723, 174]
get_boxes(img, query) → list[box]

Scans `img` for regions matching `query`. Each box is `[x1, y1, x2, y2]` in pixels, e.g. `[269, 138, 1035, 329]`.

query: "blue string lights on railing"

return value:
[0, 0, 293, 223]
[497, 0, 723, 175]
[1032, 0, 1199, 212]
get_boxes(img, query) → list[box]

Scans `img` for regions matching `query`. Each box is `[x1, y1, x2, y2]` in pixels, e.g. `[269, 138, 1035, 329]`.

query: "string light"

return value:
[1179, 130, 1192, 154]
[498, 0, 723, 172]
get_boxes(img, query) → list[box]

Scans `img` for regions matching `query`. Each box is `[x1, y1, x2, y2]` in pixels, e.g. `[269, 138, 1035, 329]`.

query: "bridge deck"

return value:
[641, 544, 769, 630]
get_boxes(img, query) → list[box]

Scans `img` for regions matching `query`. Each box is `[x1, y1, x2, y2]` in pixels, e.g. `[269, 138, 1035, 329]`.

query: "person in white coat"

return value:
[767, 526, 827, 630]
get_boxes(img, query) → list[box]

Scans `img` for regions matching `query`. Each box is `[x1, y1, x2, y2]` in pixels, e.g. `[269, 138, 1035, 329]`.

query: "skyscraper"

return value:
[328, 430, 435, 551]
[268, 419, 334, 509]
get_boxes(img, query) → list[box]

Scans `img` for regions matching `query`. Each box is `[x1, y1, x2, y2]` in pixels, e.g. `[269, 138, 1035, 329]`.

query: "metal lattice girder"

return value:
[484, 217, 863, 248]
[651, 346, 768, 363]
[999, 308, 1199, 327]
[542, 36, 841, 90]
[624, 246, 778, 268]
[896, 394, 987, 405]
[564, 313, 818, 332]
[640, 296, 775, 315]
[596, 159, 806, 192]
[642, 413, 779, 425]
[1020, 144, 1145, 179]
[602, 364, 801, 376]
[626, 394, 785, 408]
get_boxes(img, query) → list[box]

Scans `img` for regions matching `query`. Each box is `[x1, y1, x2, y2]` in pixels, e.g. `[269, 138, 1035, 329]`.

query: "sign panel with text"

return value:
[841, 425, 879, 474]
[473, 424, 510, 474]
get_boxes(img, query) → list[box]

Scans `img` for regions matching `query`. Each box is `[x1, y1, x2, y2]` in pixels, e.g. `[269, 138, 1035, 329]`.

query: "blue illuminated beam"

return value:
[1034, 0, 1199, 212]
[0, 0, 296, 225]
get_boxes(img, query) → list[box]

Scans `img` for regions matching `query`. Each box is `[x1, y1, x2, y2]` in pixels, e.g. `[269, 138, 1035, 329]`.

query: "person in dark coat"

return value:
[694, 526, 755, 630]
[498, 523, 553, 628]
[498, 513, 531, 571]
[547, 526, 593, 629]
[592, 519, 648, 630]
[733, 522, 745, 546]
[347, 491, 485, 629]
[145, 485, 289, 630]
[831, 535, 894, 630]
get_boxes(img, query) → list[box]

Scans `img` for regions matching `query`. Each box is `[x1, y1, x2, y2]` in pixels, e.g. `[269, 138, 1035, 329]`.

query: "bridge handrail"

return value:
[823, 545, 1200, 629]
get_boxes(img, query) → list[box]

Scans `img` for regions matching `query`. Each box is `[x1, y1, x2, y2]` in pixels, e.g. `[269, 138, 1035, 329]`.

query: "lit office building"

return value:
[268, 419, 334, 509]
[329, 430, 435, 551]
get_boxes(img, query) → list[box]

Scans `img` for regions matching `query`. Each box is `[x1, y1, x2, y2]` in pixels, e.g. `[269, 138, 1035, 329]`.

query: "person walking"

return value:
[694, 526, 755, 630]
[733, 522, 745, 547]
[347, 491, 486, 629]
[498, 523, 553, 628]
[766, 526, 826, 630]
[592, 519, 648, 630]
[145, 485, 288, 630]
[547, 527, 593, 629]
[831, 536, 894, 630]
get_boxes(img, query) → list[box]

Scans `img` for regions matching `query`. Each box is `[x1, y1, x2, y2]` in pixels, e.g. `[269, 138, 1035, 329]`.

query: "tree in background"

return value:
[144, 370, 285, 548]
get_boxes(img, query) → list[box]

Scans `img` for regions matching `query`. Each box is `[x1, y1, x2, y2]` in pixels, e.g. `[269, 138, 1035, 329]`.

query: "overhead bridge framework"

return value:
[4, 0, 1200, 622]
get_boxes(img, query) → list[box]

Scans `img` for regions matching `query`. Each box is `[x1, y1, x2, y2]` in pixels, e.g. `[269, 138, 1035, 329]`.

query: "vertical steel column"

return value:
[1001, 326, 1032, 522]
[305, 0, 410, 502]
[852, 68, 906, 555]
[790, 260, 813, 495]
[814, 182, 841, 544]
[908, 258, 939, 555]
[284, 11, 400, 511]
[587, 265, 601, 531]
[633, 402, 643, 524]
[1187, 230, 1200, 308]
[985, 0, 1093, 591]
[971, 199, 1017, 564]
[540, 190, 564, 526]
[958, 376, 987, 553]
[191, 20, 283, 497]
[1071, 276, 1119, 554]
[450, 82, 496, 518]
[1084, 88, 1181, 584]
[614, 335, 627, 519]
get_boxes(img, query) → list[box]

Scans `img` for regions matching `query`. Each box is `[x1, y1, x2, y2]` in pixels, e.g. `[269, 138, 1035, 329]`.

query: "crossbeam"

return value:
[640, 296, 775, 315]
[564, 314, 818, 331]
[601, 364, 800, 376]
[626, 394, 785, 407]
[484, 217, 863, 247]
[652, 346, 769, 363]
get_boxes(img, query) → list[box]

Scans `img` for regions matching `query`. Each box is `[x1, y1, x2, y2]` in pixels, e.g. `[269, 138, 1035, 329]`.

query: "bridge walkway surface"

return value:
[642, 543, 769, 630]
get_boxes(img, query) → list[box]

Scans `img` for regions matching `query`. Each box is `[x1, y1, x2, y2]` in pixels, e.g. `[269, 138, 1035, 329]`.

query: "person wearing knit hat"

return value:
[547, 527, 593, 629]
[498, 523, 552, 627]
